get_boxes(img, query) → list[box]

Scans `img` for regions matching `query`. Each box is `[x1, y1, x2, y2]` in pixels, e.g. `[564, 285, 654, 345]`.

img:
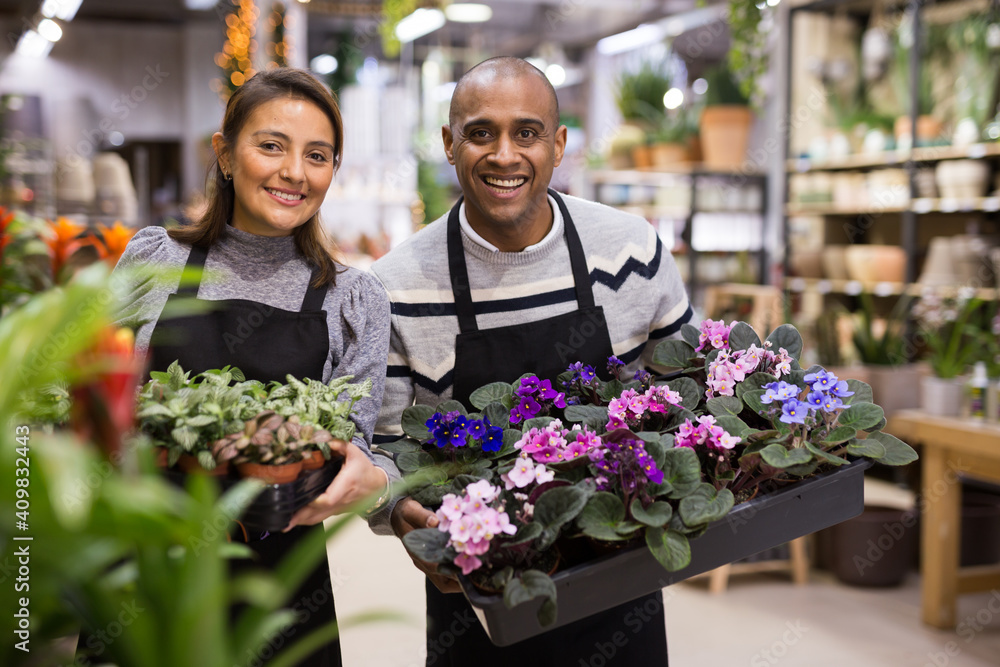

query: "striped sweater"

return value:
[369, 194, 693, 440]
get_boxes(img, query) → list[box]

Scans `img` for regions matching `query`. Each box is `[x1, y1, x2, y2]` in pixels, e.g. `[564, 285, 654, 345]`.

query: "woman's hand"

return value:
[285, 439, 387, 529]
[392, 498, 462, 593]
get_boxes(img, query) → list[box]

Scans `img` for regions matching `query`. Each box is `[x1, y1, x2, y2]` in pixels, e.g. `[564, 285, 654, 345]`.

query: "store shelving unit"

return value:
[781, 0, 1000, 301]
[583, 166, 768, 302]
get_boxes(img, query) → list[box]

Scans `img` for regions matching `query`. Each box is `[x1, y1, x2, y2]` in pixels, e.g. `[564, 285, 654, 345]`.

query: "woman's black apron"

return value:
[151, 243, 340, 667]
[425, 191, 668, 667]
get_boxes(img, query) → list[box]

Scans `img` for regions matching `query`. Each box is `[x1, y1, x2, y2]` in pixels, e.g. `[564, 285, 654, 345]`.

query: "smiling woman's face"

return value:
[443, 71, 566, 247]
[217, 96, 336, 237]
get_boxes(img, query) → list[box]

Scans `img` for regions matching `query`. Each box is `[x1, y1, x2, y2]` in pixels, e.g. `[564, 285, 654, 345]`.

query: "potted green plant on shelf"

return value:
[614, 61, 671, 169]
[699, 63, 753, 170]
[851, 292, 921, 418]
[912, 290, 988, 416]
[397, 319, 916, 642]
[945, 13, 1000, 146]
[650, 106, 699, 168]
[889, 10, 950, 149]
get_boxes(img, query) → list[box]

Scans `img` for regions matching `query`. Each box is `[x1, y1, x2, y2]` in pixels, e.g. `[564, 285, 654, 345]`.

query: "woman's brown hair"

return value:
[169, 67, 345, 287]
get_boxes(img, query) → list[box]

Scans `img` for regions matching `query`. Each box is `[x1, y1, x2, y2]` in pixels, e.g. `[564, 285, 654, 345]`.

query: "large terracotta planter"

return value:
[894, 115, 943, 149]
[830, 505, 918, 587]
[650, 142, 690, 168]
[865, 364, 922, 418]
[920, 375, 965, 417]
[631, 145, 653, 169]
[699, 105, 753, 170]
[845, 245, 906, 283]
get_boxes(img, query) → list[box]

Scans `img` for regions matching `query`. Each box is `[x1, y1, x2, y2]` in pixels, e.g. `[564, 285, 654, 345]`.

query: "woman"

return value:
[112, 68, 395, 666]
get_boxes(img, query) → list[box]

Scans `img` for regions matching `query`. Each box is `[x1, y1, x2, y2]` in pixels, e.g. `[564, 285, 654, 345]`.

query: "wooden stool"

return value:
[706, 537, 811, 594]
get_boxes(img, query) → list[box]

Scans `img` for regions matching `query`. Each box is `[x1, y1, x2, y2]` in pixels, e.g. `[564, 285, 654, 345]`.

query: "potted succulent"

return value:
[615, 61, 671, 169]
[398, 318, 917, 644]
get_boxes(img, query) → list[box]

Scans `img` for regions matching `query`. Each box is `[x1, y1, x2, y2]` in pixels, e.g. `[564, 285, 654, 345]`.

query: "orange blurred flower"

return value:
[46, 216, 94, 278]
[0, 206, 14, 252]
[96, 221, 136, 266]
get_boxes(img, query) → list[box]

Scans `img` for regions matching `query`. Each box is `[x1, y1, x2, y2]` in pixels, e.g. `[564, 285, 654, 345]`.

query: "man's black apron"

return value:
[151, 243, 340, 667]
[425, 191, 668, 667]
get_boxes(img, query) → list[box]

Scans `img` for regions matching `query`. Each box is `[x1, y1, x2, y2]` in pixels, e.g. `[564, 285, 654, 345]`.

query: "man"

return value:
[371, 57, 692, 666]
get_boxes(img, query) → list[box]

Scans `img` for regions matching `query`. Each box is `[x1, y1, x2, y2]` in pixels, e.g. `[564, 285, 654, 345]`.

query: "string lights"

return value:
[212, 0, 259, 100]
[265, 2, 292, 69]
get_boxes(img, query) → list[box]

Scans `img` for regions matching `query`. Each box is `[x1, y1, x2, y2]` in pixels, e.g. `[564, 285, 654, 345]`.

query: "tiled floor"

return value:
[327, 516, 1000, 667]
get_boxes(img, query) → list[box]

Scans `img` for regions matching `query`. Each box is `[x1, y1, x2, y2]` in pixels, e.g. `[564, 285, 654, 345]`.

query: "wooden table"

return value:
[887, 410, 1000, 629]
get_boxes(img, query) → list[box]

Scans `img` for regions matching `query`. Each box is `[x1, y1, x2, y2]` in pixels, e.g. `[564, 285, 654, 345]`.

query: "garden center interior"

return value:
[2, 1, 1000, 665]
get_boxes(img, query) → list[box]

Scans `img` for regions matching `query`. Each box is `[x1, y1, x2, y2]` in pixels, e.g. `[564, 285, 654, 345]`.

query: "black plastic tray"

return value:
[164, 458, 342, 532]
[459, 459, 872, 646]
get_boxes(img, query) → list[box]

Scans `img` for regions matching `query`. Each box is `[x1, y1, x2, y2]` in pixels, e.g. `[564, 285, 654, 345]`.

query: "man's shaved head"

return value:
[449, 56, 560, 130]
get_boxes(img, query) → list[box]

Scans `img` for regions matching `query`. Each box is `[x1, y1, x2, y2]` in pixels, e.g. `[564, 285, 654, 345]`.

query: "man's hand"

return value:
[392, 497, 462, 593]
[285, 439, 387, 530]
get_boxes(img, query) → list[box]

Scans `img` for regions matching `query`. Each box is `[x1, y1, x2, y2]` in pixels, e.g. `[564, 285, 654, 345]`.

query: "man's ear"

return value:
[442, 124, 456, 165]
[552, 125, 568, 169]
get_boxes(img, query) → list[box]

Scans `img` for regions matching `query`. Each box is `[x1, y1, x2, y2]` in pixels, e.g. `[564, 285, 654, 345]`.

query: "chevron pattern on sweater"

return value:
[589, 236, 663, 291]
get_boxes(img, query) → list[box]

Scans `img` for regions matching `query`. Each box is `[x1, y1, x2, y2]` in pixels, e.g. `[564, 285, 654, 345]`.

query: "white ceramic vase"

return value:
[920, 375, 965, 417]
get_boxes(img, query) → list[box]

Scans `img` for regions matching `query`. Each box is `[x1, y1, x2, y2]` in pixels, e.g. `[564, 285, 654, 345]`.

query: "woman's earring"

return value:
[222, 167, 232, 181]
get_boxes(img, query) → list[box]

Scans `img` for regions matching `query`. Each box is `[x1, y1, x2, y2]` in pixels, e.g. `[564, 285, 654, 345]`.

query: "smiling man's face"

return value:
[443, 68, 566, 250]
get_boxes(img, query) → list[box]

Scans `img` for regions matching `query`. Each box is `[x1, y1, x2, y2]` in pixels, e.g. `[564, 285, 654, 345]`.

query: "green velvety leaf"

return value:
[402, 528, 450, 562]
[866, 431, 919, 465]
[196, 450, 216, 470]
[659, 447, 701, 499]
[401, 405, 436, 442]
[765, 324, 803, 361]
[837, 403, 885, 430]
[376, 438, 422, 455]
[652, 339, 697, 369]
[846, 438, 887, 459]
[678, 484, 735, 526]
[680, 323, 702, 349]
[667, 376, 701, 411]
[483, 401, 511, 430]
[630, 499, 673, 527]
[523, 416, 555, 431]
[864, 416, 887, 434]
[470, 382, 514, 410]
[728, 322, 761, 351]
[436, 400, 467, 415]
[845, 379, 873, 405]
[410, 483, 452, 507]
[706, 395, 744, 418]
[533, 486, 590, 532]
[137, 402, 174, 419]
[504, 571, 558, 627]
[714, 415, 752, 439]
[578, 492, 628, 541]
[759, 443, 813, 468]
[821, 426, 858, 445]
[598, 379, 625, 402]
[396, 451, 435, 472]
[804, 441, 850, 465]
[509, 522, 544, 546]
[563, 404, 609, 430]
[171, 426, 199, 450]
[185, 414, 218, 428]
[645, 526, 691, 571]
[783, 461, 820, 476]
[742, 389, 767, 415]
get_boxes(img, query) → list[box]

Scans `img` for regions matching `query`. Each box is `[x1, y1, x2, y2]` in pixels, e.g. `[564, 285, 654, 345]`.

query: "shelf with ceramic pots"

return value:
[786, 142, 1000, 173]
[784, 278, 999, 300]
[583, 167, 768, 300]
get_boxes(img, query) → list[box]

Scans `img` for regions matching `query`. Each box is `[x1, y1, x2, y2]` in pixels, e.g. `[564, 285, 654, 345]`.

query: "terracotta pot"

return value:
[178, 452, 230, 476]
[301, 450, 327, 471]
[822, 245, 850, 280]
[845, 245, 906, 283]
[894, 115, 943, 148]
[237, 461, 303, 484]
[866, 364, 922, 418]
[790, 250, 825, 279]
[920, 375, 965, 417]
[631, 145, 653, 169]
[153, 447, 170, 469]
[699, 105, 753, 170]
[650, 142, 690, 168]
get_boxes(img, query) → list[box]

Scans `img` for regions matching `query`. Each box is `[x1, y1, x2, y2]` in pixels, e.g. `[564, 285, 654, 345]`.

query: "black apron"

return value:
[425, 191, 668, 667]
[151, 242, 340, 667]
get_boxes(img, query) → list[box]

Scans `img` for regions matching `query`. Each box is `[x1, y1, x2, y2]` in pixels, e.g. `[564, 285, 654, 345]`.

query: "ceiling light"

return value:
[40, 0, 83, 21]
[15, 30, 54, 58]
[545, 64, 566, 87]
[395, 8, 446, 43]
[596, 24, 663, 55]
[663, 88, 684, 109]
[310, 54, 338, 75]
[37, 18, 63, 42]
[445, 3, 492, 23]
[692, 78, 708, 95]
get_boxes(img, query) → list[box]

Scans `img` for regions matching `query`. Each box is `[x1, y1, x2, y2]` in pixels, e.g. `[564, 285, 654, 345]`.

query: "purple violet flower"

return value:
[780, 399, 809, 425]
